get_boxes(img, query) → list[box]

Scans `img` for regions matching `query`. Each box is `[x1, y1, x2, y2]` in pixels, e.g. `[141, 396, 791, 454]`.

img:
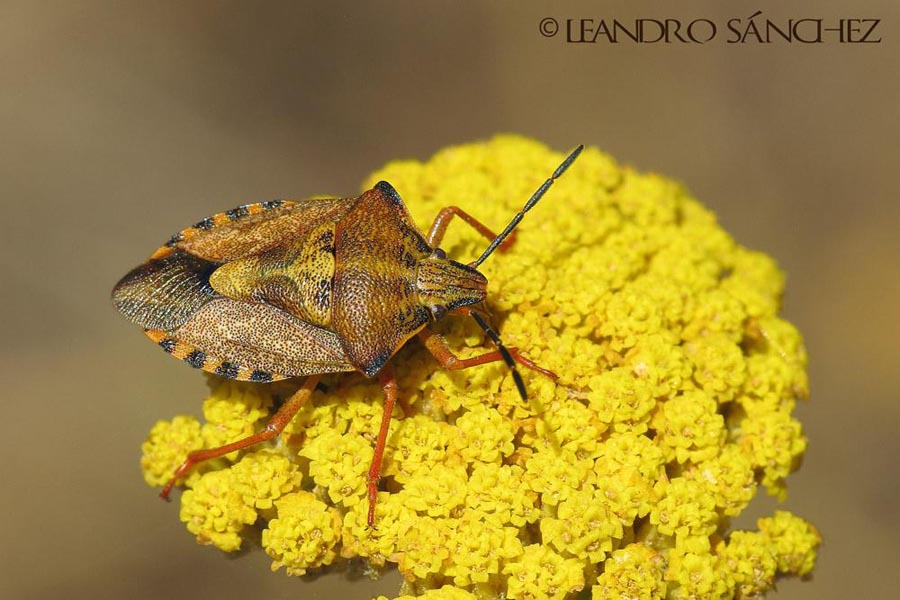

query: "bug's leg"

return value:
[367, 365, 398, 528]
[160, 375, 320, 500]
[426, 206, 516, 251]
[418, 329, 559, 381]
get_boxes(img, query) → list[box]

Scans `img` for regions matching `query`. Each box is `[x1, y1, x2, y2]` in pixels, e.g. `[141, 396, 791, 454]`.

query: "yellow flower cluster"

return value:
[140, 136, 819, 598]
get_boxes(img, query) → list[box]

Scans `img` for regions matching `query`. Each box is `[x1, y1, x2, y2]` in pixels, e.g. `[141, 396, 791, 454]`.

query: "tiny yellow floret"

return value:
[200, 379, 273, 460]
[376, 585, 479, 600]
[757, 510, 821, 576]
[229, 448, 303, 510]
[179, 469, 257, 552]
[593, 543, 666, 600]
[503, 544, 586, 600]
[263, 491, 342, 575]
[140, 415, 203, 487]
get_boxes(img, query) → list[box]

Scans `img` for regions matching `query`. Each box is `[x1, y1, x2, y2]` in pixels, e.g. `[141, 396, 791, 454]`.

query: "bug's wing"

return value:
[113, 196, 360, 380]
[114, 197, 355, 330]
[112, 250, 217, 331]
[154, 197, 356, 263]
[113, 249, 354, 380]
[147, 297, 354, 380]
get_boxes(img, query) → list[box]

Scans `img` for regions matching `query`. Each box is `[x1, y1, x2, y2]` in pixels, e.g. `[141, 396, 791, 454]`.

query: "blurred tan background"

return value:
[1, 1, 896, 599]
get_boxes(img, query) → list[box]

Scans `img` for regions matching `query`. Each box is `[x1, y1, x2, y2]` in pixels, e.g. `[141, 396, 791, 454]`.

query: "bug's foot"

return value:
[159, 480, 176, 501]
[508, 347, 559, 381]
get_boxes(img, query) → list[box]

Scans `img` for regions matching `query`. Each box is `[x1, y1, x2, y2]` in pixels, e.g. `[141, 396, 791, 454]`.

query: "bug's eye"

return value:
[429, 305, 448, 321]
[433, 248, 447, 260]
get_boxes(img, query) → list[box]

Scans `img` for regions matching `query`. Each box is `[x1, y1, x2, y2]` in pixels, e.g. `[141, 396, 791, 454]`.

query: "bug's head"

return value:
[416, 248, 487, 321]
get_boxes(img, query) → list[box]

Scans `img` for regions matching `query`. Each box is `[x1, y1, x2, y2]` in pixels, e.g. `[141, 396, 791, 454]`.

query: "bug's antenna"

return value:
[469, 144, 583, 269]
[470, 311, 527, 401]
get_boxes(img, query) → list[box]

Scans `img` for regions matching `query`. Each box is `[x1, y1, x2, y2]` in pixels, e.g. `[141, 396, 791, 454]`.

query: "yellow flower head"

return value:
[141, 415, 203, 487]
[263, 491, 342, 576]
[140, 136, 819, 598]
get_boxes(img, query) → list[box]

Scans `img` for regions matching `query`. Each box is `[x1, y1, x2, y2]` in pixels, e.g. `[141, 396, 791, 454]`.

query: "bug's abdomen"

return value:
[208, 222, 336, 328]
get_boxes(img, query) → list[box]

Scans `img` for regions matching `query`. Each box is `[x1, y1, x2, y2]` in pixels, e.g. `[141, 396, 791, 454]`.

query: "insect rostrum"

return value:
[113, 145, 583, 526]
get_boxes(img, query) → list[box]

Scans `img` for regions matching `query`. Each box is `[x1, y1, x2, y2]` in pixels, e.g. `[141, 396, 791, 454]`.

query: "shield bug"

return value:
[113, 144, 583, 525]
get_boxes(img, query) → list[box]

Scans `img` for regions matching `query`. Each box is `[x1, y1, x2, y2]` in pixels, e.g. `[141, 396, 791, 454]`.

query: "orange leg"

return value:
[427, 206, 516, 251]
[367, 366, 398, 527]
[160, 375, 320, 500]
[418, 329, 559, 380]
